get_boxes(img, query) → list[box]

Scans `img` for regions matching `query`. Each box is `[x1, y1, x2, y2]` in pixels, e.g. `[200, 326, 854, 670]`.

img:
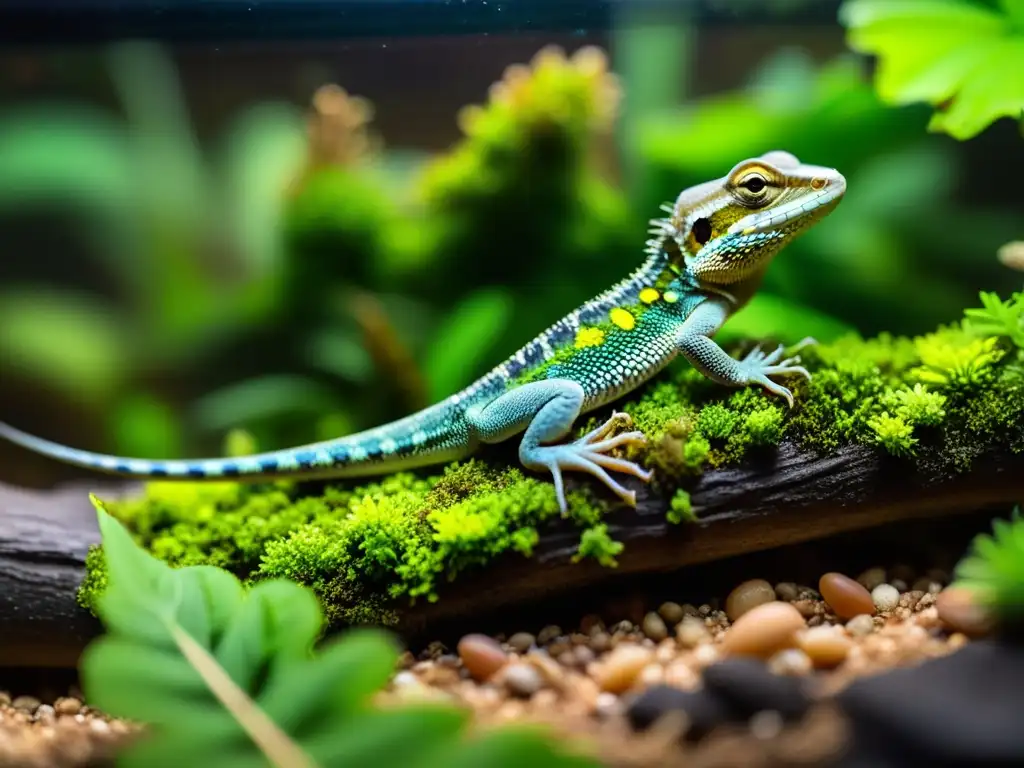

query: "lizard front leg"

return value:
[465, 380, 651, 517]
[678, 299, 814, 408]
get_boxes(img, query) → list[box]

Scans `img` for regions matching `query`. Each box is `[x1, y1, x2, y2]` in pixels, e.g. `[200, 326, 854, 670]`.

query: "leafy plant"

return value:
[82, 499, 599, 768]
[964, 290, 1024, 348]
[841, 0, 1024, 139]
[953, 506, 1024, 622]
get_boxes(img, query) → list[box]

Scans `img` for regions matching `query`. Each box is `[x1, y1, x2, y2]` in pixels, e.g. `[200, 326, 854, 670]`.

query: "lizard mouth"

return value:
[727, 170, 847, 237]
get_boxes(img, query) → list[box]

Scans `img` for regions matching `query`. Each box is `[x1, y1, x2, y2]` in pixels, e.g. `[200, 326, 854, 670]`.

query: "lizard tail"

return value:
[0, 411, 467, 481]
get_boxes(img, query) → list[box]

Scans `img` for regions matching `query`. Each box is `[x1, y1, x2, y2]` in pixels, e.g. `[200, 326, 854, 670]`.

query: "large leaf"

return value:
[81, 503, 601, 767]
[841, 0, 1024, 139]
[421, 288, 513, 401]
[0, 288, 128, 404]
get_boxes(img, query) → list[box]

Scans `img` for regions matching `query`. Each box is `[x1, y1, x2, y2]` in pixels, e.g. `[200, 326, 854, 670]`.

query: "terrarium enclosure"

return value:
[1, 1, 1024, 767]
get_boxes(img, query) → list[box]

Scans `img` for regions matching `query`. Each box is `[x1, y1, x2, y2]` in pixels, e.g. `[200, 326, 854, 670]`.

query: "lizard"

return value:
[0, 150, 846, 517]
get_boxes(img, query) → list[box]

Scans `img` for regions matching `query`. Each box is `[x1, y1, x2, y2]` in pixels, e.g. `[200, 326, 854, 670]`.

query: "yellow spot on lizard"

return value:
[574, 327, 605, 349]
[610, 307, 636, 331]
[639, 287, 660, 304]
[663, 291, 679, 304]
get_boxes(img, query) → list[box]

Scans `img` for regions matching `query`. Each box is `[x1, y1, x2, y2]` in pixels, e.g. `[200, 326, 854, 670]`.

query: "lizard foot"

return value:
[739, 338, 815, 409]
[525, 411, 652, 517]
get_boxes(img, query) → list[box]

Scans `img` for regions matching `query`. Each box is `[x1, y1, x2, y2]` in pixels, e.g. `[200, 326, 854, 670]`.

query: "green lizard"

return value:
[0, 151, 846, 516]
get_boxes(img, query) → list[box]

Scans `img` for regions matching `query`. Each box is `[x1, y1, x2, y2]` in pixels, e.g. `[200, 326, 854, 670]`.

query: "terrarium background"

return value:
[1, 5, 1022, 489]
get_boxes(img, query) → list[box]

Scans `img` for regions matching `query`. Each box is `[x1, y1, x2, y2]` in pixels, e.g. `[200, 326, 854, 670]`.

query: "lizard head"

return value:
[665, 150, 846, 286]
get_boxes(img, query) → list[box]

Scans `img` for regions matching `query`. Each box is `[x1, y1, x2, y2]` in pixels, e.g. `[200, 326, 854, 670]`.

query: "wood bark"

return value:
[2, 444, 1022, 667]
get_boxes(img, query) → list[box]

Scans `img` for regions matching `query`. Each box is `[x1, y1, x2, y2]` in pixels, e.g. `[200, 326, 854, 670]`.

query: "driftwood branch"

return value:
[3, 443, 1023, 667]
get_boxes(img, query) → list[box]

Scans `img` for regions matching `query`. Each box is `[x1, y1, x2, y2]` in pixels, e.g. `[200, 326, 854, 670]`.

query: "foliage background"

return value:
[1, 0, 1022, 487]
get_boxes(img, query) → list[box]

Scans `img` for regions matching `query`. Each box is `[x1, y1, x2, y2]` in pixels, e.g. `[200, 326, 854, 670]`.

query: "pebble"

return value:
[503, 663, 543, 698]
[642, 612, 668, 641]
[768, 648, 814, 676]
[537, 625, 562, 645]
[457, 634, 508, 682]
[721, 601, 805, 659]
[774, 582, 800, 602]
[676, 616, 710, 648]
[12, 696, 40, 713]
[593, 644, 654, 694]
[703, 657, 812, 720]
[856, 567, 887, 591]
[658, 601, 685, 625]
[935, 586, 993, 638]
[54, 697, 82, 716]
[626, 683, 732, 739]
[507, 632, 535, 654]
[819, 572, 876, 619]
[799, 625, 853, 668]
[725, 579, 777, 621]
[845, 613, 876, 638]
[34, 704, 56, 723]
[871, 583, 900, 612]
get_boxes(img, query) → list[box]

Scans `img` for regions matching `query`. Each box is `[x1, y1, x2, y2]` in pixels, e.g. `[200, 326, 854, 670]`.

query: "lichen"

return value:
[78, 290, 1024, 627]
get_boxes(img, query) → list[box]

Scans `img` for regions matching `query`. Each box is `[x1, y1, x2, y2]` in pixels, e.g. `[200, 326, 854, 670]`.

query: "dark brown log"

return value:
[2, 443, 1022, 667]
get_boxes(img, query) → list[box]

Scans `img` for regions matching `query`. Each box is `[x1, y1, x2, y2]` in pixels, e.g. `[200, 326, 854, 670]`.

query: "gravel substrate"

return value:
[0, 563, 1006, 767]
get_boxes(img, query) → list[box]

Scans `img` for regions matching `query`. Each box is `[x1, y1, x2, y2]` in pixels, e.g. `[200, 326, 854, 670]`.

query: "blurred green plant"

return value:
[952, 506, 1024, 625]
[82, 501, 599, 768]
[0, 42, 307, 456]
[840, 0, 1024, 140]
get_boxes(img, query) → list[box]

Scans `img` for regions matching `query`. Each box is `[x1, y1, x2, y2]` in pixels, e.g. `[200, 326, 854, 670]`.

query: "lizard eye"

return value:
[692, 217, 712, 246]
[741, 174, 766, 193]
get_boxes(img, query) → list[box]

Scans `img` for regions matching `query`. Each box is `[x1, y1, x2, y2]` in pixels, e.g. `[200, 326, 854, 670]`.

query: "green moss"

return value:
[78, 290, 1024, 627]
[572, 523, 624, 567]
[667, 489, 695, 524]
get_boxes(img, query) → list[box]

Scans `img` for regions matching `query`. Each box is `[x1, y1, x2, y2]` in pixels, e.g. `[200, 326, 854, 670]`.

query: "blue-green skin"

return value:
[0, 152, 845, 515]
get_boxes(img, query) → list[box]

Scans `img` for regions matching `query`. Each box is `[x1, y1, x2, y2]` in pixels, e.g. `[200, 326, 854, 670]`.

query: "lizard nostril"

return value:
[810, 177, 827, 190]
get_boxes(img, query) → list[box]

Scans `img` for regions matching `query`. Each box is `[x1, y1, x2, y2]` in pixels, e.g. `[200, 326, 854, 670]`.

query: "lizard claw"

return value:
[740, 341, 814, 409]
[528, 412, 652, 517]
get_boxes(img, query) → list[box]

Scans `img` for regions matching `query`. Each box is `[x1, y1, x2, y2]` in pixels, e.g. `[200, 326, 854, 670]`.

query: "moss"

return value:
[667, 489, 696, 524]
[79, 290, 1024, 627]
[572, 524, 624, 567]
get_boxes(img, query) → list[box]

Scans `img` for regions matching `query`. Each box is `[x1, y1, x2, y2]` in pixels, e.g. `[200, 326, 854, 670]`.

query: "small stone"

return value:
[819, 572, 876, 619]
[726, 579, 777, 621]
[871, 583, 901, 612]
[856, 567, 887, 592]
[677, 616, 710, 648]
[626, 684, 731, 739]
[537, 625, 562, 645]
[595, 691, 621, 718]
[799, 625, 853, 668]
[750, 709, 785, 739]
[703, 657, 811, 720]
[936, 586, 993, 638]
[90, 718, 111, 734]
[574, 646, 596, 666]
[12, 696, 40, 713]
[34, 704, 55, 722]
[768, 648, 814, 676]
[457, 633, 508, 682]
[642, 612, 669, 641]
[774, 582, 800, 602]
[891, 578, 909, 593]
[846, 614, 876, 637]
[507, 632, 535, 654]
[658, 601, 685, 625]
[593, 644, 654, 694]
[503, 663, 544, 698]
[912, 577, 935, 594]
[590, 632, 612, 653]
[722, 601, 805, 659]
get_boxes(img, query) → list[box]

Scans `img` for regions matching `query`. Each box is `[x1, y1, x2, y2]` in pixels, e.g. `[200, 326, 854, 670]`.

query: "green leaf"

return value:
[421, 288, 513, 401]
[841, 0, 1024, 139]
[0, 288, 129, 405]
[82, 508, 602, 767]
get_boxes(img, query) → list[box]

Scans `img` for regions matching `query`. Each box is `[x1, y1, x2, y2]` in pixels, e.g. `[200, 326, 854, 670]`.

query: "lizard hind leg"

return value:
[466, 380, 652, 517]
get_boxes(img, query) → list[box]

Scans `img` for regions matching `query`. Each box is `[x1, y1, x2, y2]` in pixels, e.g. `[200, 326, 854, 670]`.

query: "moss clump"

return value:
[572, 523, 625, 567]
[79, 291, 1024, 626]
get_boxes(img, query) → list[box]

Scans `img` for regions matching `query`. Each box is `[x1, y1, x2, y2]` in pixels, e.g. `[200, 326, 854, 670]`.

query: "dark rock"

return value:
[625, 684, 738, 740]
[703, 657, 811, 721]
[838, 640, 1024, 767]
